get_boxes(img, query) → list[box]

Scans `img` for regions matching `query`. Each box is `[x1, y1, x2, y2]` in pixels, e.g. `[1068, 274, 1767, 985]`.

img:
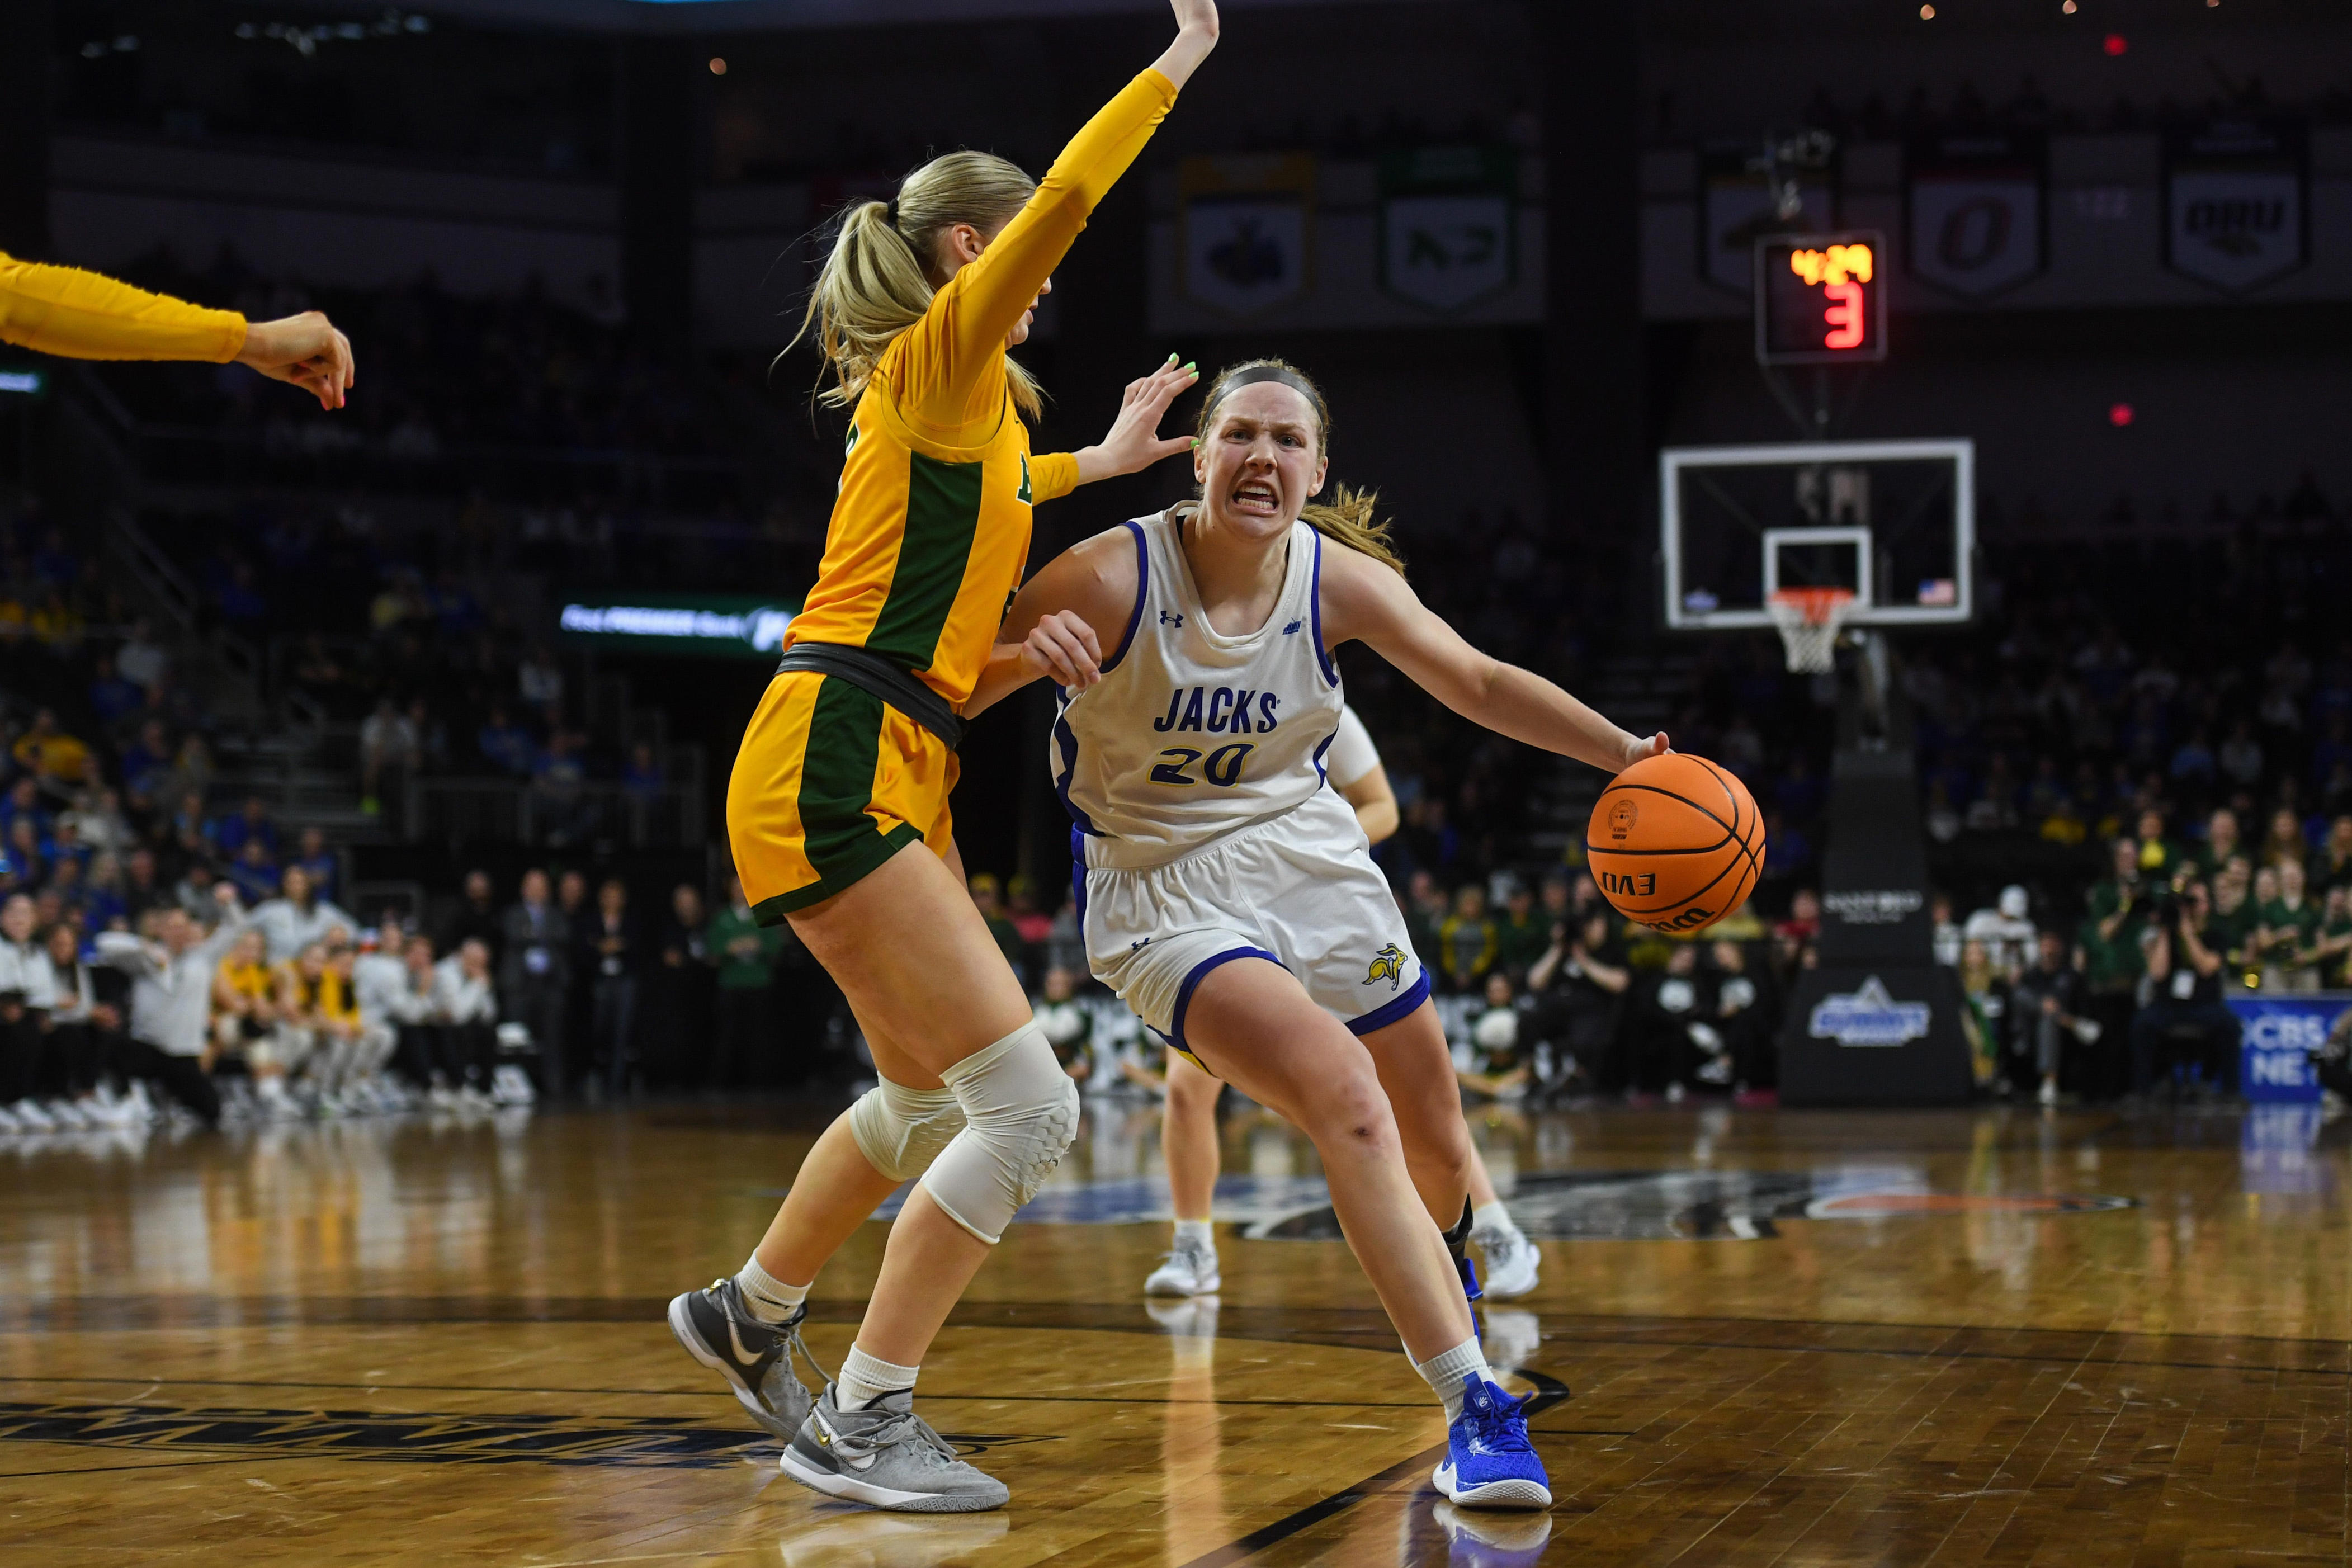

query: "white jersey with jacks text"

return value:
[1052, 507, 1428, 1061]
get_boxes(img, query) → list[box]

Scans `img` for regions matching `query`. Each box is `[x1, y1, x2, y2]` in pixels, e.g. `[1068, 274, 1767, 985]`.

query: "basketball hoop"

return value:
[1768, 588, 1857, 674]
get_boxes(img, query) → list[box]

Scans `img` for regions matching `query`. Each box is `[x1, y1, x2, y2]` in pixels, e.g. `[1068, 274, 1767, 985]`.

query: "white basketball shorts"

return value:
[1078, 788, 1431, 1065]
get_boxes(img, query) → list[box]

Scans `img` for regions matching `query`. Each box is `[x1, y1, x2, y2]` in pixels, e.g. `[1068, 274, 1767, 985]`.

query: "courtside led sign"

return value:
[1754, 230, 1888, 366]
[0, 367, 48, 398]
[558, 594, 797, 659]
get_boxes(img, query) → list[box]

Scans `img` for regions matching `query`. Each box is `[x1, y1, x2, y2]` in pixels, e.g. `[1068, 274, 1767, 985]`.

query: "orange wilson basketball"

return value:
[1584, 752, 1765, 934]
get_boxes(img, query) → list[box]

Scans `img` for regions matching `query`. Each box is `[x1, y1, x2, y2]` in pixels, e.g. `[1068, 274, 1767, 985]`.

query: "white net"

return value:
[1768, 591, 1857, 674]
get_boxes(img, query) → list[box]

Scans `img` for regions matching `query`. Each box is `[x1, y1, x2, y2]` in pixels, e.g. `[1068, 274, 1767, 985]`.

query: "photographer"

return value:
[1523, 909, 1630, 1098]
[2129, 880, 2239, 1099]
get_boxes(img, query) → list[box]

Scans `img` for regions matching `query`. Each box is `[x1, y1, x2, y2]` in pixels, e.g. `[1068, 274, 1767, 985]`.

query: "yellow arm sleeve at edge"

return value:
[0, 254, 248, 363]
[1030, 451, 1080, 504]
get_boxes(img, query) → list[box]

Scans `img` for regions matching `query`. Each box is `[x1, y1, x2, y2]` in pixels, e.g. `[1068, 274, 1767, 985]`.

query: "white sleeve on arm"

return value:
[94, 931, 157, 974]
[1326, 704, 1381, 790]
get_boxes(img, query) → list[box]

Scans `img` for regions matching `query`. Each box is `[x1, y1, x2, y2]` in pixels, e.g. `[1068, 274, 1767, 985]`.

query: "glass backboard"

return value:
[1659, 438, 1975, 632]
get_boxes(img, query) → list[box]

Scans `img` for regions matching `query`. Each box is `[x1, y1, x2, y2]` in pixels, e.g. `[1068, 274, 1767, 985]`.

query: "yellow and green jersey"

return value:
[784, 68, 1178, 709]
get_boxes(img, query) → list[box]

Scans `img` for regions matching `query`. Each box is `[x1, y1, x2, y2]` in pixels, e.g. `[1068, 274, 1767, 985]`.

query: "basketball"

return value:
[1585, 753, 1766, 934]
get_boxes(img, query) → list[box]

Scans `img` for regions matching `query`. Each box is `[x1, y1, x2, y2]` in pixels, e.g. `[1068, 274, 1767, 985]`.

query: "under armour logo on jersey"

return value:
[1160, 611, 1184, 629]
[1283, 620, 1302, 635]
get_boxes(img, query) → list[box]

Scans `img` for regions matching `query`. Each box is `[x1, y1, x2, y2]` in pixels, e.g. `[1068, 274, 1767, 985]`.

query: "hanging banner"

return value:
[1179, 154, 1315, 318]
[2164, 118, 2308, 295]
[1698, 145, 1835, 296]
[1376, 147, 1517, 313]
[1905, 131, 2047, 301]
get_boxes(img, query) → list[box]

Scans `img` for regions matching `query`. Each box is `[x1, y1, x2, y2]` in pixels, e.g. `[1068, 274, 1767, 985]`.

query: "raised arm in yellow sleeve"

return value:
[0, 251, 355, 409]
[0, 253, 247, 362]
[936, 70, 1178, 397]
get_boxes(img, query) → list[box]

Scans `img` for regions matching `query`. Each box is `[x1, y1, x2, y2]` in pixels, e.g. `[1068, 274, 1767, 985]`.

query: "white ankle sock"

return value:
[1414, 1336, 1494, 1422]
[734, 1254, 809, 1326]
[1173, 1218, 1213, 1250]
[837, 1344, 919, 1411]
[1472, 1201, 1521, 1238]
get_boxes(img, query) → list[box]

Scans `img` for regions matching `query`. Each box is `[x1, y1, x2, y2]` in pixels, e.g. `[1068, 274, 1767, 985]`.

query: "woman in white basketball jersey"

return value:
[965, 358, 1664, 1509]
[1142, 703, 1543, 1304]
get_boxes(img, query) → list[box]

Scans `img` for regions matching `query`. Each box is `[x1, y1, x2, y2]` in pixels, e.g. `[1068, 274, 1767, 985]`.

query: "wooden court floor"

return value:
[6, 1096, 2350, 1566]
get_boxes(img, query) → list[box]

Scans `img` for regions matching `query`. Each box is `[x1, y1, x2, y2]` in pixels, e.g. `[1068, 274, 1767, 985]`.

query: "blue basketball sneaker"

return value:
[1433, 1375, 1551, 1510]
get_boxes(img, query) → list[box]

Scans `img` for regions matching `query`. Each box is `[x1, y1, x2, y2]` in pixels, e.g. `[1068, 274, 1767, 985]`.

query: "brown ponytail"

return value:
[1194, 358, 1406, 577]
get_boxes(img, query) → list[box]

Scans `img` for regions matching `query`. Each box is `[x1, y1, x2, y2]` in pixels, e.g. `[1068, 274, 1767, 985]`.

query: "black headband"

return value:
[1215, 363, 1320, 407]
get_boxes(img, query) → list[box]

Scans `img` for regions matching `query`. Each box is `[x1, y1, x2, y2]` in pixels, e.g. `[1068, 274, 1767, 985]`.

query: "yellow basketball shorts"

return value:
[728, 670, 957, 925]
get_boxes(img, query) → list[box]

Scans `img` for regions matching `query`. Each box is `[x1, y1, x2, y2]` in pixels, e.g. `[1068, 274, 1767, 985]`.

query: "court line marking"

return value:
[0, 1375, 1611, 1415]
[0, 1454, 310, 1479]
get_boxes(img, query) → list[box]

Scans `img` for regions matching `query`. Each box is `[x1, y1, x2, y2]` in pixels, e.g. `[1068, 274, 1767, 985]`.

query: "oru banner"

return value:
[2163, 117, 2308, 295]
[2227, 993, 2348, 1104]
[1905, 131, 2048, 301]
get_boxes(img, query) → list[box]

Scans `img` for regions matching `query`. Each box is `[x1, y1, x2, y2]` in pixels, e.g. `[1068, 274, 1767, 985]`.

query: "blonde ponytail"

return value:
[1196, 358, 1407, 577]
[1302, 484, 1406, 577]
[789, 150, 1046, 419]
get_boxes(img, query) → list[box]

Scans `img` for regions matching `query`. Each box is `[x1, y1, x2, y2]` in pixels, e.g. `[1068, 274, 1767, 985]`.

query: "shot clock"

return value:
[1754, 230, 1887, 366]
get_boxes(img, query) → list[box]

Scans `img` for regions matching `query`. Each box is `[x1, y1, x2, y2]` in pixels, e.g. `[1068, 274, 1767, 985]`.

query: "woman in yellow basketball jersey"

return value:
[668, 0, 1220, 1513]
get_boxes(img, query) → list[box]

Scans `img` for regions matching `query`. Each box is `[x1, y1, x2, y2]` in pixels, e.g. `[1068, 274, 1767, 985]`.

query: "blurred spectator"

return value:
[0, 893, 55, 1124]
[1032, 966, 1093, 1085]
[649, 883, 713, 1090]
[86, 654, 142, 726]
[359, 694, 418, 816]
[213, 795, 278, 859]
[518, 646, 564, 710]
[584, 877, 641, 1099]
[59, 788, 134, 857]
[1437, 884, 1499, 993]
[2010, 930, 2088, 1106]
[1963, 885, 2037, 976]
[225, 839, 281, 906]
[531, 730, 594, 846]
[2131, 883, 2236, 1099]
[622, 743, 665, 803]
[251, 864, 355, 962]
[208, 927, 280, 1088]
[12, 709, 92, 787]
[95, 884, 248, 1125]
[2254, 859, 2320, 990]
[1456, 970, 1531, 1099]
[476, 706, 535, 776]
[968, 873, 1025, 985]
[116, 620, 167, 691]
[1494, 876, 1548, 977]
[290, 826, 338, 899]
[1930, 891, 1963, 966]
[706, 875, 780, 1090]
[434, 937, 500, 1097]
[440, 868, 503, 964]
[499, 868, 572, 1097]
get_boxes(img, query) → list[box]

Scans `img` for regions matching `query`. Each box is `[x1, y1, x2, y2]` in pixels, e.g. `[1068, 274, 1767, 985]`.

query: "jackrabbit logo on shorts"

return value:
[1808, 976, 1931, 1047]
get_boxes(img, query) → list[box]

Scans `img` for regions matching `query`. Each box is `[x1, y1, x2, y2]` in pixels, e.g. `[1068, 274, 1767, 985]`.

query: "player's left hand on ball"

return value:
[1023, 610, 1103, 690]
[1621, 731, 1671, 769]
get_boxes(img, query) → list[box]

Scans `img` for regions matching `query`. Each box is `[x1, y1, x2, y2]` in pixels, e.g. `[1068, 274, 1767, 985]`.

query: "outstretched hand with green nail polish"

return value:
[1069, 353, 1205, 487]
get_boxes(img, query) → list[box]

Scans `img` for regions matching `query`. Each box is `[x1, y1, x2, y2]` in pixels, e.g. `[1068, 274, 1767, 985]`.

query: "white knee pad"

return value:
[918, 1021, 1080, 1244]
[848, 1078, 968, 1183]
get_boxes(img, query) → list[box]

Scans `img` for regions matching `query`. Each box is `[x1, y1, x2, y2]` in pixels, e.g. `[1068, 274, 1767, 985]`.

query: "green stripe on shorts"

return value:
[750, 677, 922, 924]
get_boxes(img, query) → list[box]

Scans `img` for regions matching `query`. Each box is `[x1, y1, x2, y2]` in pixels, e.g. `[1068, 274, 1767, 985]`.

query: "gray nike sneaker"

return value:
[779, 1384, 1010, 1512]
[667, 1277, 825, 1440]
